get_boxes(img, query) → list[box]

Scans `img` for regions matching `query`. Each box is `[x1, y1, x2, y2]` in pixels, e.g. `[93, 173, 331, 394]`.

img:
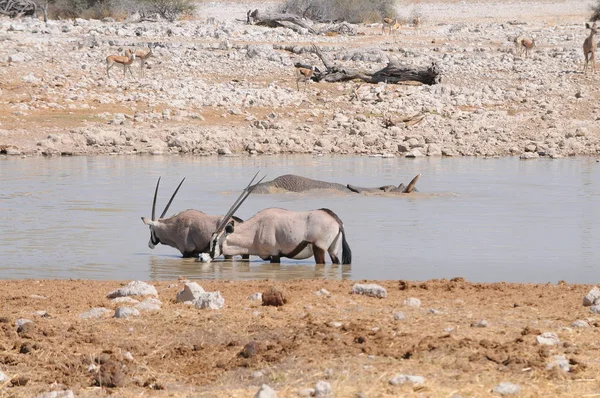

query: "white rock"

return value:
[254, 384, 278, 398]
[193, 291, 225, 310]
[546, 355, 570, 372]
[536, 332, 560, 346]
[394, 312, 406, 320]
[590, 305, 600, 314]
[329, 322, 342, 328]
[583, 286, 600, 306]
[571, 320, 589, 328]
[405, 149, 424, 158]
[107, 281, 158, 298]
[492, 382, 520, 395]
[471, 320, 489, 328]
[78, 307, 112, 319]
[299, 388, 315, 397]
[176, 282, 205, 302]
[403, 297, 421, 307]
[114, 307, 140, 318]
[35, 391, 75, 398]
[314, 380, 332, 396]
[351, 283, 387, 298]
[248, 293, 262, 301]
[15, 318, 32, 327]
[110, 297, 139, 304]
[0, 370, 8, 382]
[314, 288, 331, 297]
[135, 298, 162, 312]
[389, 374, 425, 386]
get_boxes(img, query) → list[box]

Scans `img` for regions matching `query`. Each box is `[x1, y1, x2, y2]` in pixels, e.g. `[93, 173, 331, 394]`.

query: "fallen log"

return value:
[247, 9, 316, 34]
[310, 44, 441, 86]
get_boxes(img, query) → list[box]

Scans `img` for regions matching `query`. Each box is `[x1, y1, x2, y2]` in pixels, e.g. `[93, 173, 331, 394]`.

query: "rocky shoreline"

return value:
[0, 0, 599, 159]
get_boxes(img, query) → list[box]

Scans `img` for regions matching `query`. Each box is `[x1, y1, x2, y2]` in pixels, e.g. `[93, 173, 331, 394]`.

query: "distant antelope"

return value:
[513, 35, 524, 55]
[204, 173, 352, 265]
[413, 15, 421, 29]
[106, 49, 136, 78]
[134, 44, 153, 77]
[521, 38, 536, 58]
[141, 177, 246, 258]
[382, 17, 398, 35]
[584, 22, 598, 74]
[295, 64, 316, 91]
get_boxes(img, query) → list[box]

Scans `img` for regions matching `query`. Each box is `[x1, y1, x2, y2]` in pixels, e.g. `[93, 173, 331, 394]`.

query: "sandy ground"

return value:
[1, 279, 600, 397]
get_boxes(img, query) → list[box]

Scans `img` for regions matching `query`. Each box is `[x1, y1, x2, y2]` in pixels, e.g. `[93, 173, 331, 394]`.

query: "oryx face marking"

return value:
[141, 177, 185, 251]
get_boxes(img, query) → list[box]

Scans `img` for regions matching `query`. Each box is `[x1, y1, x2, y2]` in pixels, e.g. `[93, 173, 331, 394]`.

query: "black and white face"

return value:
[141, 217, 160, 249]
[209, 224, 234, 259]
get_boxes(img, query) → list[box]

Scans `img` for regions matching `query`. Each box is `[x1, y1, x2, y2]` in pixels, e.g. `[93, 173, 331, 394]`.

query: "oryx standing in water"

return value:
[141, 177, 245, 258]
[204, 173, 352, 265]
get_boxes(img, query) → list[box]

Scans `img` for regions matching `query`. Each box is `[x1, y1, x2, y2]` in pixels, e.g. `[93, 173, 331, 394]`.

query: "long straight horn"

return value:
[215, 172, 266, 233]
[152, 177, 161, 221]
[404, 174, 421, 193]
[159, 177, 186, 219]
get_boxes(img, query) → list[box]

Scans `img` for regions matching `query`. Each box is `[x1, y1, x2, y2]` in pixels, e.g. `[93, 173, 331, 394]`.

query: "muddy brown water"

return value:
[0, 155, 598, 283]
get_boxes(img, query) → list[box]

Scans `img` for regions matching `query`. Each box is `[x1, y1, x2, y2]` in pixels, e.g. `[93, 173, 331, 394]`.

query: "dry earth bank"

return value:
[1, 279, 600, 397]
[0, 0, 599, 159]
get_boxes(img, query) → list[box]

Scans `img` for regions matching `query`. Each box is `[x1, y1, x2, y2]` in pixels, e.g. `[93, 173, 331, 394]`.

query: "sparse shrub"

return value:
[44, 0, 194, 21]
[281, 0, 397, 23]
[592, 0, 600, 22]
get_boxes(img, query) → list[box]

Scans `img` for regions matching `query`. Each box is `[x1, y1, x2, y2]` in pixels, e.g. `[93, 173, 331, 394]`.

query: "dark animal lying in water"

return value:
[250, 174, 420, 194]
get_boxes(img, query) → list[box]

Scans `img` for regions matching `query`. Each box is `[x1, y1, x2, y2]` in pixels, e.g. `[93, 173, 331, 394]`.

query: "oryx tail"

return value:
[319, 208, 352, 265]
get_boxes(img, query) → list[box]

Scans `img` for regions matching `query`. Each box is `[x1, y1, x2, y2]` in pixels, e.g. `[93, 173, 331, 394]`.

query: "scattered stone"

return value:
[262, 287, 288, 306]
[193, 291, 225, 310]
[583, 286, 600, 306]
[123, 352, 134, 361]
[403, 297, 421, 307]
[15, 318, 32, 328]
[546, 355, 570, 372]
[252, 371, 264, 379]
[35, 391, 75, 398]
[536, 332, 560, 346]
[78, 307, 112, 319]
[135, 298, 162, 312]
[351, 283, 387, 298]
[107, 281, 158, 298]
[329, 321, 343, 328]
[110, 297, 139, 304]
[314, 380, 332, 396]
[428, 308, 443, 315]
[176, 282, 205, 302]
[492, 382, 520, 395]
[571, 320, 589, 328]
[389, 374, 425, 386]
[0, 370, 8, 382]
[254, 383, 277, 398]
[405, 149, 424, 158]
[590, 305, 600, 315]
[10, 375, 29, 386]
[299, 388, 315, 397]
[314, 288, 331, 297]
[29, 294, 47, 300]
[393, 312, 406, 320]
[114, 307, 140, 318]
[248, 292, 262, 301]
[471, 320, 489, 328]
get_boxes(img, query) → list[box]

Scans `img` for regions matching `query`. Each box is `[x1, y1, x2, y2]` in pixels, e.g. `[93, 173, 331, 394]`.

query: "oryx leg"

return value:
[313, 246, 326, 264]
[328, 232, 343, 264]
[270, 256, 281, 264]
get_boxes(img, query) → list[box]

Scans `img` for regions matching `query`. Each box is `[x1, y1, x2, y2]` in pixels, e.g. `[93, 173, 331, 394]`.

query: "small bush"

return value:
[592, 1, 600, 22]
[281, 0, 397, 23]
[136, 0, 195, 21]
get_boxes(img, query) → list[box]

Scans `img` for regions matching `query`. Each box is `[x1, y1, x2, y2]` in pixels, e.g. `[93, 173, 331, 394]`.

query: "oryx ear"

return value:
[142, 217, 154, 225]
[225, 224, 234, 234]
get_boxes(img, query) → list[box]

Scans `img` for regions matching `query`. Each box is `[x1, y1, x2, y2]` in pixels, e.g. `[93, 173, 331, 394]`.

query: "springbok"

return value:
[382, 17, 397, 35]
[513, 35, 524, 55]
[106, 49, 136, 78]
[295, 64, 316, 91]
[204, 173, 352, 265]
[521, 38, 536, 57]
[134, 44, 153, 77]
[584, 22, 598, 74]
[141, 177, 246, 258]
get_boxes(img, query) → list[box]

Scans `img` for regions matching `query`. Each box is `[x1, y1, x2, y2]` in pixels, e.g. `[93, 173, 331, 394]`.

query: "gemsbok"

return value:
[205, 173, 352, 265]
[584, 22, 598, 74]
[141, 177, 246, 258]
[106, 49, 136, 78]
